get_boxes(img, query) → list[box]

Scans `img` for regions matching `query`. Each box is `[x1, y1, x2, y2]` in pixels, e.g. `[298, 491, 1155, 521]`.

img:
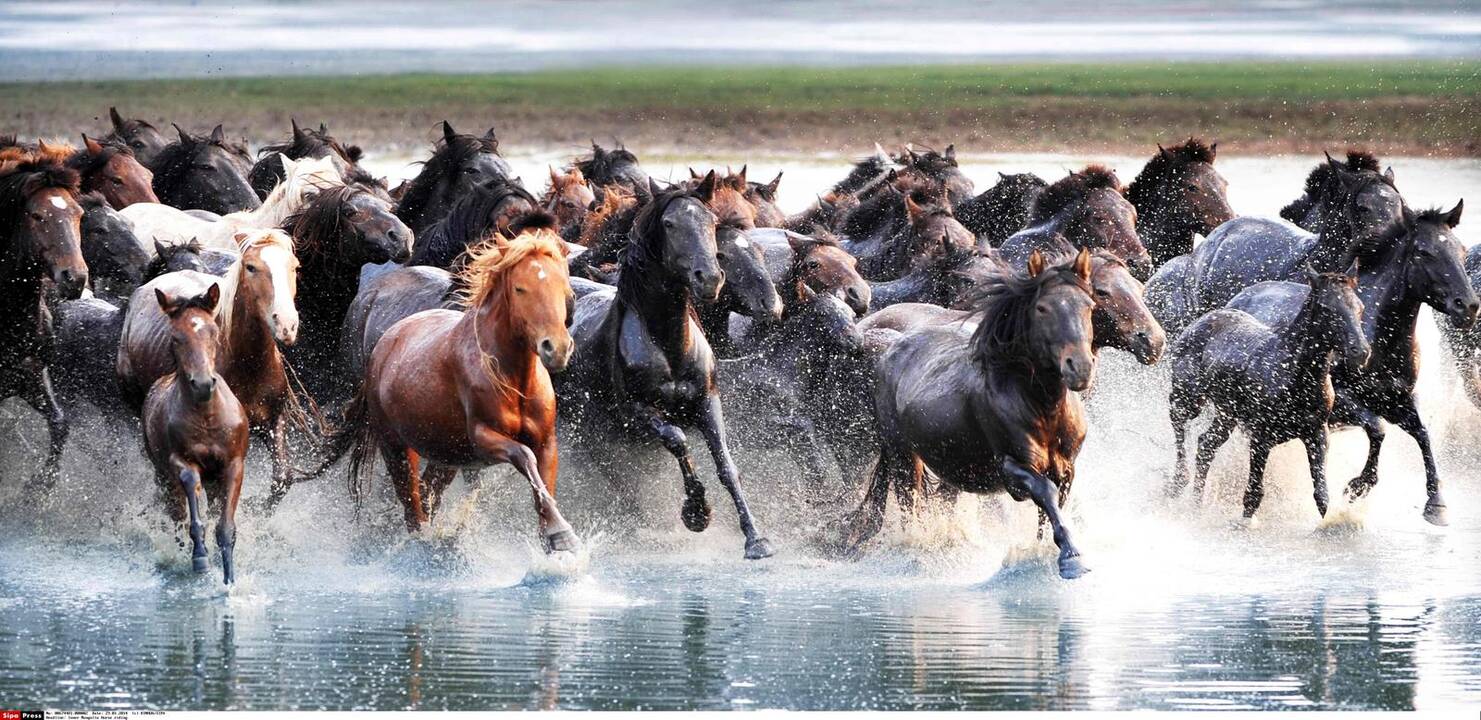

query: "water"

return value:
[2, 0, 1479, 81]
[2, 153, 1481, 710]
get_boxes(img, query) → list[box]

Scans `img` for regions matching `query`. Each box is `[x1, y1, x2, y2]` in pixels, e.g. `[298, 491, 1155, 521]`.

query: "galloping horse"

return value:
[1125, 138, 1234, 268]
[118, 229, 302, 503]
[1000, 165, 1153, 279]
[249, 119, 363, 199]
[894, 144, 974, 208]
[146, 125, 260, 215]
[282, 185, 412, 409]
[1280, 151, 1384, 231]
[844, 190, 975, 282]
[847, 249, 1099, 579]
[954, 172, 1048, 249]
[1226, 205, 1476, 526]
[0, 158, 88, 487]
[142, 284, 248, 584]
[395, 122, 514, 236]
[560, 182, 774, 559]
[345, 228, 579, 550]
[102, 107, 170, 167]
[1167, 268, 1370, 521]
[122, 155, 341, 252]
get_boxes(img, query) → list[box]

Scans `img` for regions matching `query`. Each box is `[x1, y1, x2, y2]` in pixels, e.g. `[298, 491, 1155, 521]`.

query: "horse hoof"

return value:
[744, 537, 775, 560]
[1058, 553, 1090, 580]
[192, 556, 209, 574]
[1344, 477, 1373, 503]
[1232, 515, 1259, 531]
[1422, 501, 1449, 527]
[544, 528, 581, 554]
[681, 497, 712, 533]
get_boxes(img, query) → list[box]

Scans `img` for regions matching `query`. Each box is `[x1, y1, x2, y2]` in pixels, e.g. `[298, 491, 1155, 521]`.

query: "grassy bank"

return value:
[5, 61, 1479, 156]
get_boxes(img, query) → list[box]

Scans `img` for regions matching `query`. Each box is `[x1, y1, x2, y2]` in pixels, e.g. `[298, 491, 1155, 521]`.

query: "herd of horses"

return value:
[1, 110, 1476, 584]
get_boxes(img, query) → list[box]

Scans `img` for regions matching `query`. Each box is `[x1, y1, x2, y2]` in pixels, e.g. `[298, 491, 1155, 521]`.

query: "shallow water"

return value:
[2, 154, 1480, 710]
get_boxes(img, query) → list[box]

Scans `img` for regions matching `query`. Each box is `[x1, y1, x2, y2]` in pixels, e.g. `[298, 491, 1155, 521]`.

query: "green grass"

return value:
[7, 61, 1479, 114]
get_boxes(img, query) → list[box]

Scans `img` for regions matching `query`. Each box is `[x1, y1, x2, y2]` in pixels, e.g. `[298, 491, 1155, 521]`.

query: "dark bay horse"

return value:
[559, 183, 774, 559]
[249, 119, 364, 200]
[118, 230, 302, 503]
[1183, 156, 1405, 326]
[1167, 268, 1370, 521]
[281, 185, 412, 409]
[345, 229, 579, 549]
[752, 229, 871, 318]
[0, 159, 88, 487]
[396, 122, 514, 236]
[954, 172, 1048, 250]
[843, 191, 975, 282]
[689, 173, 784, 355]
[149, 125, 260, 215]
[103, 107, 170, 167]
[737, 168, 785, 228]
[866, 241, 995, 312]
[408, 179, 536, 269]
[999, 166, 1153, 279]
[846, 249, 1098, 579]
[77, 192, 149, 302]
[1225, 205, 1476, 526]
[1125, 138, 1234, 268]
[1280, 150, 1384, 231]
[142, 284, 248, 584]
[895, 144, 974, 208]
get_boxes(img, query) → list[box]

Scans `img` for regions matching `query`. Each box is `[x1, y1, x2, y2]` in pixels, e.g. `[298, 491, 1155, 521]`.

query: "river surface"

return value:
[1, 0, 1479, 80]
[1, 154, 1480, 710]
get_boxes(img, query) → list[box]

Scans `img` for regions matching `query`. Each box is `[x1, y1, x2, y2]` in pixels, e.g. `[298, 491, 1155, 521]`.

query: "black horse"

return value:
[999, 166, 1153, 279]
[0, 159, 88, 488]
[148, 125, 260, 215]
[867, 241, 995, 312]
[1280, 150, 1386, 231]
[102, 107, 170, 167]
[1226, 205, 1475, 526]
[1168, 268, 1370, 521]
[572, 142, 649, 196]
[1125, 138, 1235, 268]
[396, 122, 515, 236]
[281, 185, 412, 409]
[407, 179, 537, 269]
[841, 188, 974, 282]
[954, 172, 1048, 250]
[248, 119, 365, 200]
[77, 192, 149, 303]
[559, 182, 774, 559]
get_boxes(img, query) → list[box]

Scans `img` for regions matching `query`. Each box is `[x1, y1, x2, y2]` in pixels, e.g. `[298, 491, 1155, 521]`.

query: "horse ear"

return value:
[209, 125, 225, 144]
[202, 282, 221, 312]
[319, 122, 328, 135]
[904, 194, 924, 221]
[591, 141, 605, 158]
[1402, 205, 1417, 228]
[735, 164, 747, 186]
[785, 232, 807, 253]
[173, 123, 191, 144]
[1073, 247, 1093, 282]
[688, 167, 700, 180]
[1384, 166, 1396, 185]
[549, 166, 562, 187]
[1444, 199, 1463, 228]
[1346, 259, 1360, 286]
[1208, 141, 1218, 159]
[886, 168, 899, 183]
[1026, 250, 1046, 278]
[82, 134, 104, 155]
[109, 107, 126, 132]
[1158, 144, 1172, 160]
[647, 177, 662, 199]
[279, 155, 298, 175]
[291, 117, 305, 141]
[944, 144, 957, 165]
[442, 121, 457, 142]
[483, 126, 498, 145]
[233, 232, 250, 247]
[155, 288, 178, 315]
[873, 142, 888, 160]
[154, 239, 170, 257]
[695, 170, 718, 203]
[764, 171, 782, 198]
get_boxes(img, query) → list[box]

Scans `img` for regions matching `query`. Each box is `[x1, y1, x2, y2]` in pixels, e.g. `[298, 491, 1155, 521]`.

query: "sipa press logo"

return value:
[0, 712, 43, 720]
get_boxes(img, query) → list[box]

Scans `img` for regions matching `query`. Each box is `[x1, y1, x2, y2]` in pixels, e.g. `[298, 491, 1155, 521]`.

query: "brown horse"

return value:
[542, 166, 596, 241]
[345, 228, 579, 550]
[118, 229, 301, 501]
[846, 249, 1098, 579]
[142, 284, 249, 584]
[0, 158, 87, 488]
[67, 136, 157, 208]
[1000, 165, 1152, 279]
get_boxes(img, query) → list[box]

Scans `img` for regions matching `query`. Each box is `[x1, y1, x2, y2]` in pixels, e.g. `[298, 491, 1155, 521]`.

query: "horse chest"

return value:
[617, 314, 710, 410]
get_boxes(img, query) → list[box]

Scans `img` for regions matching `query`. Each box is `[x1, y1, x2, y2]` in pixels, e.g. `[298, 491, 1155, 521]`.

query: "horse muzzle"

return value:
[1133, 326, 1167, 366]
[272, 313, 300, 346]
[539, 337, 574, 373]
[691, 269, 725, 304]
[1448, 297, 1481, 330]
[51, 266, 88, 300]
[1061, 353, 1096, 392]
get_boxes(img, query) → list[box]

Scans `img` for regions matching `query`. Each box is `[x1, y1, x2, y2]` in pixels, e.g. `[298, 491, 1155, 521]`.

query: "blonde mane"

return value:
[215, 229, 296, 341]
[456, 227, 571, 309]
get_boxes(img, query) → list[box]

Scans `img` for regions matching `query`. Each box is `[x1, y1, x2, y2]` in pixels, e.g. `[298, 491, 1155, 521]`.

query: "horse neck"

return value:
[1306, 212, 1356, 272]
[620, 262, 694, 357]
[249, 180, 307, 227]
[1133, 194, 1191, 257]
[297, 241, 360, 328]
[457, 290, 537, 393]
[1358, 254, 1420, 360]
[216, 265, 278, 383]
[1279, 298, 1340, 378]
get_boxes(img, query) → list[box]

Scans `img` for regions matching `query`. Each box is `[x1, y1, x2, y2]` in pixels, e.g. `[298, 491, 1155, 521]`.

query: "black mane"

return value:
[1031, 165, 1123, 223]
[409, 179, 536, 268]
[1126, 138, 1217, 208]
[967, 253, 1087, 370]
[396, 129, 500, 230]
[617, 185, 707, 302]
[573, 143, 641, 186]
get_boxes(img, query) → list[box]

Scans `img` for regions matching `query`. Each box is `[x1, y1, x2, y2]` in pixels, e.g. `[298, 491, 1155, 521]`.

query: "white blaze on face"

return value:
[734, 236, 750, 248]
[191, 317, 206, 333]
[50, 196, 67, 209]
[256, 241, 299, 330]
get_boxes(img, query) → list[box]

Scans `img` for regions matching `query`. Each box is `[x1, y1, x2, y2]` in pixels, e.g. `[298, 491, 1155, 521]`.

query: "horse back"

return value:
[117, 270, 218, 409]
[1191, 216, 1314, 314]
[339, 265, 454, 384]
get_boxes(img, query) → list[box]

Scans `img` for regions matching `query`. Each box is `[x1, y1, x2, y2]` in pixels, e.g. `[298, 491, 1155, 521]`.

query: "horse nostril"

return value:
[539, 338, 555, 356]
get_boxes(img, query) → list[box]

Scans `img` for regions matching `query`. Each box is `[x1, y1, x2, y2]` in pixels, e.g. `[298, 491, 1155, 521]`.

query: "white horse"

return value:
[121, 155, 341, 255]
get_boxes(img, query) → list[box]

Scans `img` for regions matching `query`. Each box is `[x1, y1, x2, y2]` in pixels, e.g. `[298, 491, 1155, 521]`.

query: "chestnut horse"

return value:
[542, 166, 596, 242]
[0, 158, 88, 488]
[345, 228, 579, 550]
[20, 136, 156, 209]
[142, 284, 249, 584]
[118, 229, 301, 502]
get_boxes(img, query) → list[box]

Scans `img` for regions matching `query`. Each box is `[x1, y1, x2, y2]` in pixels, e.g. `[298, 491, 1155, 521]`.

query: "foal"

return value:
[142, 284, 248, 584]
[1167, 268, 1370, 520]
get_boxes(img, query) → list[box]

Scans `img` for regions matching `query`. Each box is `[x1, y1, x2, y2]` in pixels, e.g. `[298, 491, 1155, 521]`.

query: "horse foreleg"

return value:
[175, 463, 209, 574]
[1303, 429, 1329, 518]
[1241, 438, 1274, 521]
[264, 414, 291, 508]
[697, 394, 774, 560]
[1165, 385, 1200, 497]
[21, 368, 68, 494]
[635, 405, 711, 534]
[1387, 401, 1447, 526]
[1001, 458, 1087, 579]
[383, 446, 428, 532]
[1335, 396, 1384, 503]
[470, 425, 578, 553]
[1193, 412, 1237, 501]
[215, 457, 244, 584]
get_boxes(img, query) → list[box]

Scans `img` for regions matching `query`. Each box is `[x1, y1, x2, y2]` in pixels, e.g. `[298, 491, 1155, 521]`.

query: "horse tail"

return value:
[290, 383, 369, 487]
[343, 388, 376, 508]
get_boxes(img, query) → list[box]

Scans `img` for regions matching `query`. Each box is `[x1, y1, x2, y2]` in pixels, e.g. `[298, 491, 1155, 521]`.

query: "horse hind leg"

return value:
[842, 447, 905, 553]
[1193, 412, 1237, 501]
[1240, 438, 1274, 523]
[1165, 384, 1201, 497]
[421, 464, 458, 521]
[384, 446, 429, 532]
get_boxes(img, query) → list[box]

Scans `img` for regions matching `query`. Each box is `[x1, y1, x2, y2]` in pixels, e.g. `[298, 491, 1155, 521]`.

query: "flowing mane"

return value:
[967, 253, 1090, 370]
[1126, 138, 1217, 207]
[832, 150, 895, 196]
[412, 179, 537, 267]
[281, 185, 368, 265]
[396, 126, 500, 229]
[456, 223, 569, 310]
[573, 143, 640, 186]
[1030, 165, 1124, 223]
[616, 184, 710, 303]
[259, 121, 361, 165]
[214, 230, 294, 341]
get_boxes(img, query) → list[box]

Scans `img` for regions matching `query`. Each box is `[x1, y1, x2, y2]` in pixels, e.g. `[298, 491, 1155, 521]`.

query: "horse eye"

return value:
[514, 286, 527, 294]
[131, 141, 144, 149]
[1095, 289, 1110, 298]
[1186, 183, 1199, 192]
[662, 219, 675, 228]
[111, 177, 125, 186]
[1036, 304, 1048, 314]
[463, 167, 478, 174]
[806, 260, 821, 270]
[245, 264, 258, 274]
[29, 212, 43, 222]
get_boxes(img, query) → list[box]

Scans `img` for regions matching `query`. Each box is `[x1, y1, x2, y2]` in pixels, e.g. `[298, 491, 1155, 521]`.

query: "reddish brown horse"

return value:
[346, 228, 579, 551]
[142, 284, 249, 584]
[542, 166, 596, 241]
